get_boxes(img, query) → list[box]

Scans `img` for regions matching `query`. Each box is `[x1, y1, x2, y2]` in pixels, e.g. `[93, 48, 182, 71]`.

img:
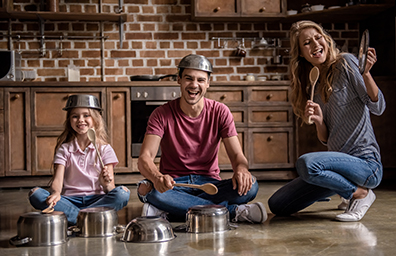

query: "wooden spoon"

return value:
[42, 202, 54, 214]
[87, 128, 105, 171]
[173, 183, 218, 195]
[308, 66, 320, 124]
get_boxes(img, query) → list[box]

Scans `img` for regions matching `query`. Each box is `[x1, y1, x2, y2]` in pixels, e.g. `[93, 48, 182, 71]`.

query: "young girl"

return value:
[268, 21, 385, 222]
[29, 94, 130, 225]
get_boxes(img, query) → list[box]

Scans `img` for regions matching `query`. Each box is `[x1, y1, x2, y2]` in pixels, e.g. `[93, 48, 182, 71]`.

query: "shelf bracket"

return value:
[119, 15, 124, 49]
[38, 15, 46, 57]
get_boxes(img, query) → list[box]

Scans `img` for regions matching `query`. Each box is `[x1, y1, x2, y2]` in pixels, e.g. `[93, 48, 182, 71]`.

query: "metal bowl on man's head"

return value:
[62, 94, 102, 111]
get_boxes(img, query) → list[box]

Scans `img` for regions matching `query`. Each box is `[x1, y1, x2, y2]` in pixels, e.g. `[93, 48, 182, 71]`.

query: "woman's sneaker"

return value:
[335, 190, 376, 222]
[233, 202, 267, 223]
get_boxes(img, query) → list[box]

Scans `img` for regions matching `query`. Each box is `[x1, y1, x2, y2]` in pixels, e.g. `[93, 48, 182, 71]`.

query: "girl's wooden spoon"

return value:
[173, 183, 218, 195]
[42, 202, 54, 214]
[308, 66, 320, 124]
[87, 128, 105, 170]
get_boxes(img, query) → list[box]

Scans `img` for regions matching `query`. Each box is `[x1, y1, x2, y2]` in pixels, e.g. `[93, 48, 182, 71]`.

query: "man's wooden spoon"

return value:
[173, 183, 218, 195]
[308, 66, 320, 124]
[42, 202, 54, 214]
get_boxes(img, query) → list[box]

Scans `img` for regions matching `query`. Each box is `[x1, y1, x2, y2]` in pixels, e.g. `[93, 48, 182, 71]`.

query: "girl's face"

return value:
[70, 107, 94, 135]
[299, 27, 328, 67]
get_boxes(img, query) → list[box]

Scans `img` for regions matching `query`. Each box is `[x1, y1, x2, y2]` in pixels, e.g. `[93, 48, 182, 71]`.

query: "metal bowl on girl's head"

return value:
[121, 216, 175, 243]
[62, 94, 102, 111]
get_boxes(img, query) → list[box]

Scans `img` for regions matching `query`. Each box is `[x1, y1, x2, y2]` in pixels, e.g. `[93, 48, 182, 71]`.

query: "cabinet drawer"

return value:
[249, 106, 293, 126]
[32, 89, 105, 130]
[206, 88, 245, 103]
[229, 107, 247, 126]
[241, 0, 281, 16]
[249, 127, 294, 168]
[194, 0, 236, 17]
[250, 88, 289, 103]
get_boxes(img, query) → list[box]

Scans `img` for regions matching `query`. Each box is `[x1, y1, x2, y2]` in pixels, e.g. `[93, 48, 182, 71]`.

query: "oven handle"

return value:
[145, 101, 168, 106]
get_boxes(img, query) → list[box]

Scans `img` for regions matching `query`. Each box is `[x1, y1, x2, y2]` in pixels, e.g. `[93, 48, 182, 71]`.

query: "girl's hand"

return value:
[364, 47, 377, 74]
[46, 192, 61, 207]
[100, 166, 113, 183]
[305, 100, 323, 124]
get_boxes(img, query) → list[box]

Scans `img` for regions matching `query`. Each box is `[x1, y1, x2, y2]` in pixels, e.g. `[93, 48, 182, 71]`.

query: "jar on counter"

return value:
[301, 3, 311, 13]
[246, 73, 255, 81]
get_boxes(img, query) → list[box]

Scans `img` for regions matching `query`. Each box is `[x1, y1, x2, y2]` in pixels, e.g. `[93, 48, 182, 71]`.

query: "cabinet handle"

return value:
[220, 94, 227, 100]
[267, 136, 273, 142]
[266, 94, 273, 100]
[114, 93, 121, 100]
[266, 114, 273, 121]
[213, 7, 220, 13]
[259, 7, 266, 12]
[12, 94, 20, 100]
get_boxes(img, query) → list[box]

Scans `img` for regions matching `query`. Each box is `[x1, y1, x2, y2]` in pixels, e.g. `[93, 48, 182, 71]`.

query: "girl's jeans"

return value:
[268, 151, 382, 216]
[137, 175, 259, 221]
[29, 186, 130, 225]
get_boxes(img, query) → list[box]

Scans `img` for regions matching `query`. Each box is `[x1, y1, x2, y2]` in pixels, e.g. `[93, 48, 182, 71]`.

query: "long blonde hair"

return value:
[289, 20, 342, 123]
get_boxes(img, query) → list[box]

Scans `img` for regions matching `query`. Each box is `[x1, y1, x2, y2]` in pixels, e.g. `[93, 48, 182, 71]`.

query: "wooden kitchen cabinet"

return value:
[192, 0, 286, 21]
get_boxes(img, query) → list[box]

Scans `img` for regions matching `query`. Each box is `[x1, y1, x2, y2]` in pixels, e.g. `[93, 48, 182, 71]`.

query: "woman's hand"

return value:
[364, 47, 377, 75]
[305, 100, 323, 124]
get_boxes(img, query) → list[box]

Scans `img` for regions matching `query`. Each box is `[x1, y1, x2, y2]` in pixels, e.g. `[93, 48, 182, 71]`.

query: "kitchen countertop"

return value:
[0, 80, 291, 87]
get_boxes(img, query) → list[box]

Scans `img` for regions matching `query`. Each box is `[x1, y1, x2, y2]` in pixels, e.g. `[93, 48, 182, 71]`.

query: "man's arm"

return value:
[137, 134, 174, 193]
[222, 136, 252, 196]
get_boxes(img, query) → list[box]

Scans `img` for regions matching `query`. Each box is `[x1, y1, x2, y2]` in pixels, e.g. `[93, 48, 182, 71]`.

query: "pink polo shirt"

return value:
[146, 97, 237, 180]
[54, 138, 118, 196]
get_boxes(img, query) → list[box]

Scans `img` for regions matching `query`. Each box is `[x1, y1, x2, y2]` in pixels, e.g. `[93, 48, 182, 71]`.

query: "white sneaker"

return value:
[141, 203, 167, 218]
[338, 197, 350, 210]
[335, 190, 376, 222]
[234, 202, 267, 224]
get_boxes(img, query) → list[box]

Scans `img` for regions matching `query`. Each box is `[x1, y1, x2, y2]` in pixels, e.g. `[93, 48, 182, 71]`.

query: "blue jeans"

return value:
[268, 151, 382, 216]
[29, 186, 130, 225]
[137, 175, 259, 221]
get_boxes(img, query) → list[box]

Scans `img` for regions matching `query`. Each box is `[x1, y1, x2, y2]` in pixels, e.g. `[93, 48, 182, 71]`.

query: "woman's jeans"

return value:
[137, 175, 259, 221]
[268, 151, 382, 216]
[29, 186, 130, 225]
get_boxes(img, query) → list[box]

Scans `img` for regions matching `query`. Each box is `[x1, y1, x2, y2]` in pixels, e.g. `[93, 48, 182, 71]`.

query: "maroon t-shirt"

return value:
[146, 97, 237, 180]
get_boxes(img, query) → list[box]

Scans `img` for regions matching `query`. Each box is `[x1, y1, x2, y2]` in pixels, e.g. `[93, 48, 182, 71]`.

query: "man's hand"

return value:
[152, 174, 175, 193]
[232, 169, 253, 196]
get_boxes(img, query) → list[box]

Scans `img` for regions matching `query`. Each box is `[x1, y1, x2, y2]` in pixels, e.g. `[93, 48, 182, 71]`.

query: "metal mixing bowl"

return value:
[121, 216, 175, 243]
[75, 207, 119, 237]
[62, 94, 102, 111]
[186, 205, 230, 233]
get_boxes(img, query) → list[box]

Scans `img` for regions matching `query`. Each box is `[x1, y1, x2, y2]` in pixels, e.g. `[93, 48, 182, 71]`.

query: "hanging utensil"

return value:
[173, 183, 218, 195]
[87, 128, 105, 171]
[308, 66, 320, 124]
[42, 202, 54, 214]
[358, 29, 369, 74]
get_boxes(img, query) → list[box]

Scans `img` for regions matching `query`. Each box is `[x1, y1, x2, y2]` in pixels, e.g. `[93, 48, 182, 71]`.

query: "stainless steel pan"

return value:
[130, 74, 177, 81]
[358, 29, 369, 74]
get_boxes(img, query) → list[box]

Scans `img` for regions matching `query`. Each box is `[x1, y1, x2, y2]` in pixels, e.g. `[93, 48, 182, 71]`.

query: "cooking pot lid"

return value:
[79, 206, 114, 213]
[358, 29, 369, 74]
[187, 205, 228, 215]
[20, 211, 65, 218]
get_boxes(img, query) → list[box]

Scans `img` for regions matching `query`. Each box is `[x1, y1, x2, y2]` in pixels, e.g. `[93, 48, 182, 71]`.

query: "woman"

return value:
[268, 21, 385, 222]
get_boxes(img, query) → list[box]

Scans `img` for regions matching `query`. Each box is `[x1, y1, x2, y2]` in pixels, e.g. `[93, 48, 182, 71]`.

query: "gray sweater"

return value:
[314, 53, 386, 159]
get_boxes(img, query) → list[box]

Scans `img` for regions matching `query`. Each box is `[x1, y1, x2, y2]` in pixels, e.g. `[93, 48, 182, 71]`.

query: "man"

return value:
[137, 54, 267, 223]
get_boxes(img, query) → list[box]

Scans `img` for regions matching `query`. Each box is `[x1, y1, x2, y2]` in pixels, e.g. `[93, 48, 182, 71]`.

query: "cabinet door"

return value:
[4, 88, 31, 176]
[241, 0, 282, 16]
[218, 129, 247, 170]
[32, 131, 59, 175]
[249, 127, 294, 169]
[107, 88, 132, 173]
[193, 0, 237, 17]
[0, 88, 3, 176]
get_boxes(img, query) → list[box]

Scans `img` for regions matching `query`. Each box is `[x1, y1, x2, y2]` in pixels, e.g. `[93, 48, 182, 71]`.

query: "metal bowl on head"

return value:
[186, 205, 230, 233]
[121, 216, 175, 243]
[62, 94, 102, 111]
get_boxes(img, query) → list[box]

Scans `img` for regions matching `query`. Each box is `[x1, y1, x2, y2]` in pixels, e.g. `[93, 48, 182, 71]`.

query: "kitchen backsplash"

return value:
[0, 0, 359, 82]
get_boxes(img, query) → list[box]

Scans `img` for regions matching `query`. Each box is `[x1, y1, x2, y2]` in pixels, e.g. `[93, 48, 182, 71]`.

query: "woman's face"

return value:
[298, 27, 328, 67]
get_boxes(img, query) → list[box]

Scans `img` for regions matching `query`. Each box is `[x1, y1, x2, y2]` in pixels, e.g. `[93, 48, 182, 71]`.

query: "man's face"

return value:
[178, 68, 210, 106]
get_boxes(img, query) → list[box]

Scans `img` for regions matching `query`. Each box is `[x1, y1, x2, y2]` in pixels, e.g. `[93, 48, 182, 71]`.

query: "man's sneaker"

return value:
[233, 202, 267, 224]
[141, 203, 167, 218]
[335, 189, 376, 222]
[338, 197, 350, 210]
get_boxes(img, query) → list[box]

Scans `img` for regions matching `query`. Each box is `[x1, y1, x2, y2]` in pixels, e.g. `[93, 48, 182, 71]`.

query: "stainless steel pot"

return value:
[121, 216, 175, 243]
[9, 211, 68, 247]
[186, 205, 230, 233]
[75, 207, 119, 237]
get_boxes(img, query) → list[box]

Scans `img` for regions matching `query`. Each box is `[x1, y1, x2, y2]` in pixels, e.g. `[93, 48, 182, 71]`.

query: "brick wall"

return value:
[0, 0, 359, 82]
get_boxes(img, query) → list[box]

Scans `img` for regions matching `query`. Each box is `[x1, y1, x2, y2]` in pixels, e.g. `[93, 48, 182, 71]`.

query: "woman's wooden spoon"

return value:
[308, 66, 320, 124]
[87, 128, 105, 171]
[173, 183, 218, 195]
[42, 202, 54, 214]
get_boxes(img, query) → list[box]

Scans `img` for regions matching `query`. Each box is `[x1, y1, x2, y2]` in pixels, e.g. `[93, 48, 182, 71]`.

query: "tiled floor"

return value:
[0, 181, 395, 256]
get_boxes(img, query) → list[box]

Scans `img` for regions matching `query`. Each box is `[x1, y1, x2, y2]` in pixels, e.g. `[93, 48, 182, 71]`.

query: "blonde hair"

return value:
[289, 20, 343, 124]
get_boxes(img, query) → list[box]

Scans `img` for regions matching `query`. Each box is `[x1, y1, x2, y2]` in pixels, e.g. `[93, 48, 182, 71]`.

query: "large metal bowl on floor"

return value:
[9, 211, 68, 247]
[186, 205, 230, 233]
[121, 216, 175, 243]
[75, 207, 119, 237]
